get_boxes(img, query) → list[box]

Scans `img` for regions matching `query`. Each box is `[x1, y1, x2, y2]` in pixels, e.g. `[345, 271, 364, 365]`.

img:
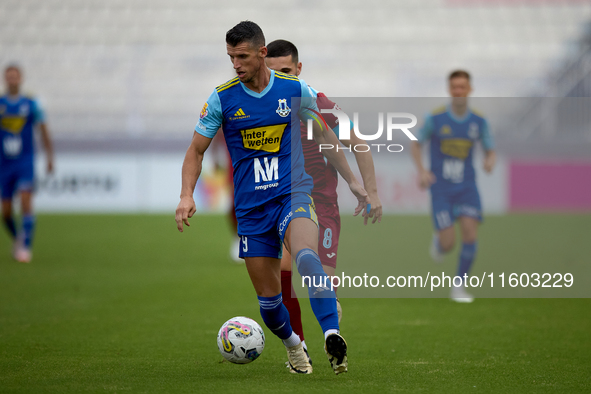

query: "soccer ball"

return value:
[217, 316, 265, 364]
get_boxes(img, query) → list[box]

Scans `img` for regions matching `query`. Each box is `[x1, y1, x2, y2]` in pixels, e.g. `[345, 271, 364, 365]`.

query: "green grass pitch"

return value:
[1, 214, 590, 393]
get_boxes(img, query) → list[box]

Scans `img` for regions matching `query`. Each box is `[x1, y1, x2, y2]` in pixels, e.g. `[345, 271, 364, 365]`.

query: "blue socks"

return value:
[258, 294, 294, 340]
[3, 216, 17, 239]
[457, 242, 477, 283]
[295, 248, 339, 333]
[2, 214, 35, 247]
[22, 215, 36, 248]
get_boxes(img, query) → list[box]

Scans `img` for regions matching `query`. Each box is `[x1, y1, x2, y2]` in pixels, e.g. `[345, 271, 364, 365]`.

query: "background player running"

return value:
[175, 21, 371, 375]
[0, 64, 54, 263]
[411, 70, 495, 303]
[265, 39, 382, 360]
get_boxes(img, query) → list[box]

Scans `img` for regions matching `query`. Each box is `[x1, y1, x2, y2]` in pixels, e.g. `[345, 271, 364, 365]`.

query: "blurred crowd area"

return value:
[0, 0, 590, 143]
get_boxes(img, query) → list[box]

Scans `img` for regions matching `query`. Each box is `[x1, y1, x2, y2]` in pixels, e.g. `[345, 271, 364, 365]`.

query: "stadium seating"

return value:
[0, 0, 589, 138]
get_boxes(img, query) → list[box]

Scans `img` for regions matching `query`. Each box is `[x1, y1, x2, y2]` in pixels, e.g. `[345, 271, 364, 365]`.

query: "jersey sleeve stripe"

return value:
[275, 72, 298, 79]
[275, 75, 300, 82]
[275, 73, 299, 81]
[216, 77, 240, 90]
[431, 105, 447, 116]
[274, 71, 299, 79]
[216, 80, 240, 92]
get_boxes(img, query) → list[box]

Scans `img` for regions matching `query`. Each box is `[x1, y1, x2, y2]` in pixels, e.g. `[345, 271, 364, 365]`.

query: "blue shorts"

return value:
[431, 184, 482, 230]
[238, 192, 318, 259]
[0, 160, 34, 200]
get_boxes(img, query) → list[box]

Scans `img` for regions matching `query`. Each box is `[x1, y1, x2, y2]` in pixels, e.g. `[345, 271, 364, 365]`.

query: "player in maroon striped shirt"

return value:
[265, 39, 383, 362]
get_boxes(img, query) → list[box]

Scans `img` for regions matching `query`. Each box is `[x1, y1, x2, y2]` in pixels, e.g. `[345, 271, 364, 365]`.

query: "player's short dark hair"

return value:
[5, 63, 21, 74]
[267, 39, 299, 64]
[448, 70, 471, 81]
[226, 21, 265, 49]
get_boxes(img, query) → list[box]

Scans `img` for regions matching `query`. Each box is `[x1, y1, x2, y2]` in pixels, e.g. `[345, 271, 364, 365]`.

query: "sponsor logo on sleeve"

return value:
[199, 103, 208, 119]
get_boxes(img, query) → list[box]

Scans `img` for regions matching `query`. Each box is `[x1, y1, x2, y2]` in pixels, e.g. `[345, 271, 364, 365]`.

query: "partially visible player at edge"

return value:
[411, 70, 496, 303]
[0, 64, 54, 263]
[175, 21, 371, 375]
[265, 39, 382, 361]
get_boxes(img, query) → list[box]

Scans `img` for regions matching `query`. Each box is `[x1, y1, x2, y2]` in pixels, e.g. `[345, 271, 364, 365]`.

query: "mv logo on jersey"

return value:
[254, 157, 278, 182]
[3, 135, 22, 157]
[276, 99, 291, 117]
[253, 157, 279, 191]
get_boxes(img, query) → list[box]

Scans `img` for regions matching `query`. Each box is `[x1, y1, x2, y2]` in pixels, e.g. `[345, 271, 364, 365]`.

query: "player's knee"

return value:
[462, 233, 477, 244]
[1, 209, 12, 220]
[461, 227, 478, 244]
[439, 237, 455, 253]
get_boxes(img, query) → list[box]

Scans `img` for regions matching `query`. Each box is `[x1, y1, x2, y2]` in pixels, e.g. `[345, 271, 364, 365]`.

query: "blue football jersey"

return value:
[0, 94, 45, 164]
[195, 70, 318, 217]
[418, 106, 494, 191]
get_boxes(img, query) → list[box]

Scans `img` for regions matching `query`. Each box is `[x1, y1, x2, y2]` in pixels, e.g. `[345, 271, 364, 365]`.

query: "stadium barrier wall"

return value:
[34, 153, 230, 213]
[34, 153, 591, 214]
[509, 161, 591, 211]
[33, 152, 508, 214]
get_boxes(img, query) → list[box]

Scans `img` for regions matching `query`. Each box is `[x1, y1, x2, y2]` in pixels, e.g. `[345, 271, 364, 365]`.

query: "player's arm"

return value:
[483, 150, 496, 173]
[412, 115, 436, 189]
[340, 131, 382, 224]
[299, 81, 369, 216]
[39, 123, 54, 174]
[176, 91, 223, 232]
[481, 119, 496, 173]
[32, 99, 54, 174]
[176, 132, 213, 232]
[309, 120, 369, 217]
[411, 141, 434, 189]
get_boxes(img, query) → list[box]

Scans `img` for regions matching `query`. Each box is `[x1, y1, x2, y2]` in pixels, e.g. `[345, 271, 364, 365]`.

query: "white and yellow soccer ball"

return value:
[217, 316, 265, 364]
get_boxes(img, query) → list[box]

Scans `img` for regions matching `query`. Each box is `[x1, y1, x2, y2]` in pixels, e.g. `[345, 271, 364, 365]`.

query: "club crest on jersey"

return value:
[468, 122, 479, 139]
[276, 99, 291, 117]
[19, 103, 29, 116]
[199, 103, 208, 119]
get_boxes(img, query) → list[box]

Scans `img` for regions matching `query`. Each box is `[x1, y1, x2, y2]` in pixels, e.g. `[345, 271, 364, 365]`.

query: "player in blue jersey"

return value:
[411, 70, 496, 303]
[0, 65, 54, 263]
[175, 21, 370, 375]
